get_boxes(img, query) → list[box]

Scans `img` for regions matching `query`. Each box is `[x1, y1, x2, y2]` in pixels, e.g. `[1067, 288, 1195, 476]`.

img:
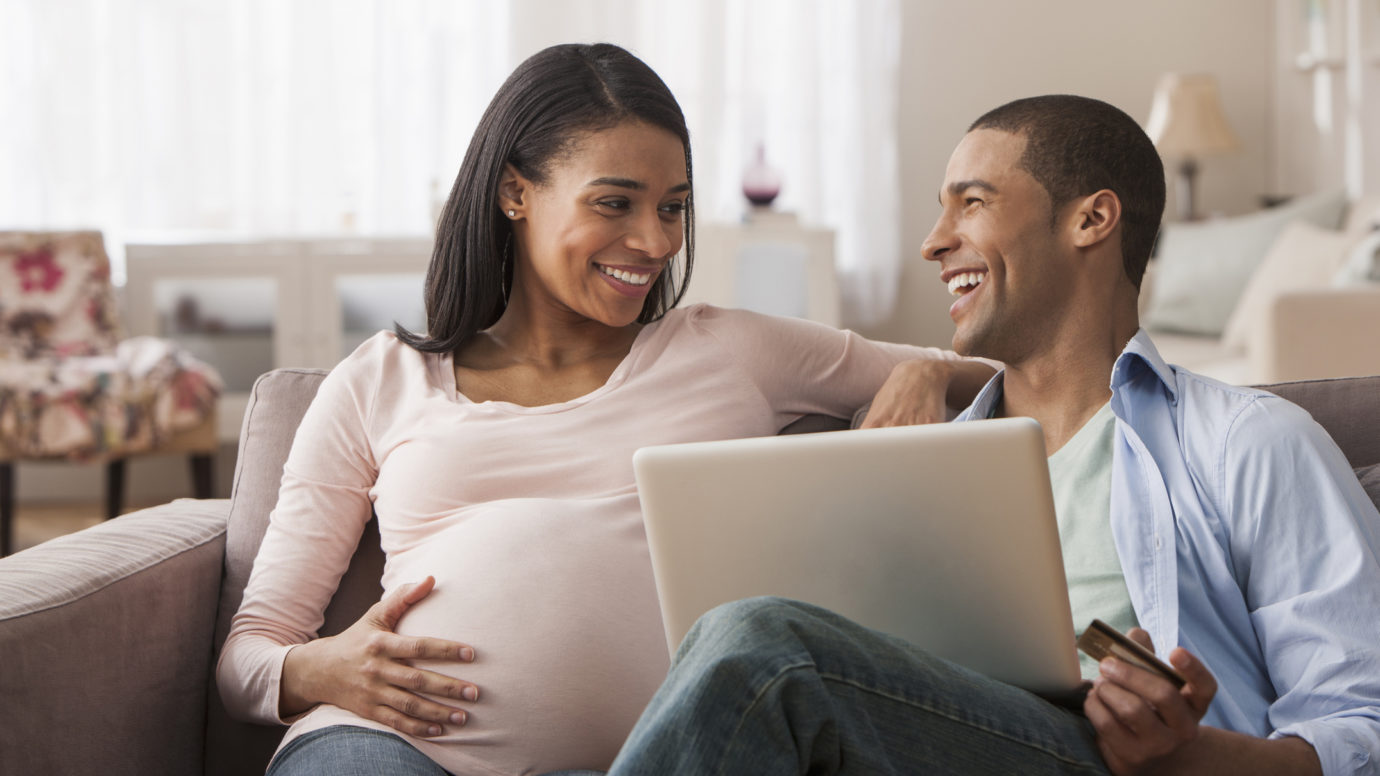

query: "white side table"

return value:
[689, 212, 840, 327]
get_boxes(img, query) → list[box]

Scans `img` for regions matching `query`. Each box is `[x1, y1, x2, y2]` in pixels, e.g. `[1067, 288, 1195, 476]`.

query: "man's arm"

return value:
[1221, 397, 1380, 774]
[1176, 729, 1321, 775]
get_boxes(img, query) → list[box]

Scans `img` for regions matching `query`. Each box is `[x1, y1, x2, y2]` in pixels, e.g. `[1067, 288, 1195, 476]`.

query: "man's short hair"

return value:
[969, 95, 1165, 288]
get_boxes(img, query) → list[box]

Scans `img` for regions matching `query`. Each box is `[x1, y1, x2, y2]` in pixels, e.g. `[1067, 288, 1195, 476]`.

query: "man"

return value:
[607, 96, 1380, 775]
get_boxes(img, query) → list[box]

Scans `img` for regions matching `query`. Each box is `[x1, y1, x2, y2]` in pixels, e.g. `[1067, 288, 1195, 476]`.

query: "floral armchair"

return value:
[0, 231, 223, 555]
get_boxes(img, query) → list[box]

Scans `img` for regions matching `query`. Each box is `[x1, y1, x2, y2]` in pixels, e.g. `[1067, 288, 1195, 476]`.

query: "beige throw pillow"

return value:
[1221, 222, 1354, 350]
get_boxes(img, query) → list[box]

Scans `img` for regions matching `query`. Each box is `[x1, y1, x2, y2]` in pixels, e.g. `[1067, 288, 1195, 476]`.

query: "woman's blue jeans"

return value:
[266, 724, 607, 776]
[608, 596, 1112, 775]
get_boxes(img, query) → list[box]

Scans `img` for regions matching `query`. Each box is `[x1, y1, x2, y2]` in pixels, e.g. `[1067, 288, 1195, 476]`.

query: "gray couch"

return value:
[2, 368, 1378, 775]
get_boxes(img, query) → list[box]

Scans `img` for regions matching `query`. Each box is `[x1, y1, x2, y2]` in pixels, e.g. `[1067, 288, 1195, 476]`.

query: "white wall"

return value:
[1271, 0, 1380, 200]
[861, 0, 1275, 347]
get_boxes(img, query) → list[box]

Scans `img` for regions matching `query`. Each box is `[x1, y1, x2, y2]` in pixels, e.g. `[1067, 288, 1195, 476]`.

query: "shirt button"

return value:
[1154, 536, 1163, 550]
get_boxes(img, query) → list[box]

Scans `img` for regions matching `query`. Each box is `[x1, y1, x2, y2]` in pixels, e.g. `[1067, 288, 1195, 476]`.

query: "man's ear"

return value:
[1068, 189, 1121, 250]
[498, 164, 531, 219]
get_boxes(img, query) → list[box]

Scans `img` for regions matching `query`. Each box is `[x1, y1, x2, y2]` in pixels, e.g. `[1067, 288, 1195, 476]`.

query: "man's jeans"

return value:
[609, 596, 1112, 775]
[267, 724, 608, 776]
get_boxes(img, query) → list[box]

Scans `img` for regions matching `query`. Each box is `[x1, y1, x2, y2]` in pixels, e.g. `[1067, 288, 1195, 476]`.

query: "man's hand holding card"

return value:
[1079, 620, 1218, 775]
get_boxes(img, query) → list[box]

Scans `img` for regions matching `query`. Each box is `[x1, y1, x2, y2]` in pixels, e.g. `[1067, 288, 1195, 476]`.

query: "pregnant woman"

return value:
[217, 43, 994, 776]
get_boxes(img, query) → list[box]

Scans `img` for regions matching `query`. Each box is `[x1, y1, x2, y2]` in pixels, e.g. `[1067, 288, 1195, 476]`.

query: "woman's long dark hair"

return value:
[397, 43, 694, 354]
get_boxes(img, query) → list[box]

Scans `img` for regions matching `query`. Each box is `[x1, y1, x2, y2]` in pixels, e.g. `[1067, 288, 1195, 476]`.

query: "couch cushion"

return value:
[1221, 222, 1354, 351]
[218, 368, 328, 648]
[209, 368, 387, 776]
[1333, 230, 1380, 286]
[780, 413, 851, 434]
[1343, 194, 1380, 238]
[1356, 463, 1380, 510]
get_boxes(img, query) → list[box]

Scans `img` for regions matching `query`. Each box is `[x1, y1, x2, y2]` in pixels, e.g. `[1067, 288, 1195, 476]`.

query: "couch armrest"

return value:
[0, 498, 230, 776]
[1253, 285, 1380, 382]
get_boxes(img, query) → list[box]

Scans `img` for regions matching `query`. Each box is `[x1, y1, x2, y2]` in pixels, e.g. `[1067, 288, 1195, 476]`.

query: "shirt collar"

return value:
[1110, 329, 1178, 403]
[956, 328, 1176, 421]
[957, 371, 1005, 422]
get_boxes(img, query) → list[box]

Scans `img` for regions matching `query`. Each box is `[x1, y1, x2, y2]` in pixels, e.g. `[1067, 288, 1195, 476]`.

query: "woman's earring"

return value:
[507, 209, 516, 218]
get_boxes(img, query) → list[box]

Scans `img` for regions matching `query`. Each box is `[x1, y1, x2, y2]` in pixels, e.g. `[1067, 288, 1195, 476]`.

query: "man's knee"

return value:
[689, 595, 817, 642]
[662, 597, 832, 699]
[676, 596, 840, 667]
[683, 597, 959, 687]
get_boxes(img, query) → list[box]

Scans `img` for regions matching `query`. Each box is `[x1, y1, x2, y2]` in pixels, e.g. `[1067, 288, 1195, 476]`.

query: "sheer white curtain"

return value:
[0, 0, 511, 280]
[1, 0, 901, 322]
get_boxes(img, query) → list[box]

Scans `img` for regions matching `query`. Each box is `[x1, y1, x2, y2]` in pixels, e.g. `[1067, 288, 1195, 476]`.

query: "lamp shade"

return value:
[1145, 73, 1241, 158]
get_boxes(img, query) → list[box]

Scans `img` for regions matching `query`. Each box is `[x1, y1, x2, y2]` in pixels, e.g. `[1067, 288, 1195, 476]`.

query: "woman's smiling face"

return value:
[505, 120, 689, 328]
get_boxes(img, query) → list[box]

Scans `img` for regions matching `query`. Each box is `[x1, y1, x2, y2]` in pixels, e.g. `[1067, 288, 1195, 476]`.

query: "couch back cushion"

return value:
[207, 368, 385, 776]
[214, 368, 385, 650]
[1357, 464, 1380, 510]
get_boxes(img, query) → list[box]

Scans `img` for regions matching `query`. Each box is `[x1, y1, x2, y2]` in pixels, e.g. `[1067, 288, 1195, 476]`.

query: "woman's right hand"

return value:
[279, 576, 479, 737]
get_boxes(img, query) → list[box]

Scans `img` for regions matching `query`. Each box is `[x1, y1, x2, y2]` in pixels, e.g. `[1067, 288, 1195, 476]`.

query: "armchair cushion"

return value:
[0, 231, 119, 359]
[0, 336, 221, 459]
[0, 231, 221, 460]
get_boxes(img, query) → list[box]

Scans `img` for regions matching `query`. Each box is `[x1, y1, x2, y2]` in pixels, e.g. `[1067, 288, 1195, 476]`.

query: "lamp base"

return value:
[1175, 157, 1200, 222]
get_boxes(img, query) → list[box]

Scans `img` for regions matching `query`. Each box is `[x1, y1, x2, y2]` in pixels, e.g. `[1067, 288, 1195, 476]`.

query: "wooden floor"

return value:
[9, 501, 158, 554]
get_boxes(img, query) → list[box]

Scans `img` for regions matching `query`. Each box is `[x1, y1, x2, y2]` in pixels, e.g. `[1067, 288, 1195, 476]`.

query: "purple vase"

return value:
[742, 144, 782, 207]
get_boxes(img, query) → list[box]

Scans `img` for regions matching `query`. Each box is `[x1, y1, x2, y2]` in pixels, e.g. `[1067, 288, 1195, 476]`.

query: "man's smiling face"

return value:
[922, 129, 1072, 364]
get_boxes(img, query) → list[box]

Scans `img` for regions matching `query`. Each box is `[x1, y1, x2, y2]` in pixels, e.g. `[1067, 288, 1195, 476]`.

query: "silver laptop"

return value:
[633, 417, 1082, 694]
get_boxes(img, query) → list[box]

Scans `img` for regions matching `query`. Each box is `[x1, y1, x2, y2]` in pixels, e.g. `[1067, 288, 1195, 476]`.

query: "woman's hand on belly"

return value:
[279, 576, 480, 738]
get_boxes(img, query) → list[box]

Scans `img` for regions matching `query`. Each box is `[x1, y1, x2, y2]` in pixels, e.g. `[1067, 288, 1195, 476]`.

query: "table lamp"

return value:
[1145, 73, 1241, 221]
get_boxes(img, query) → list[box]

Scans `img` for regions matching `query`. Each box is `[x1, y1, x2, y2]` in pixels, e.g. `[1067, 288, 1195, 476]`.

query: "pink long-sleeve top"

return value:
[217, 303, 963, 776]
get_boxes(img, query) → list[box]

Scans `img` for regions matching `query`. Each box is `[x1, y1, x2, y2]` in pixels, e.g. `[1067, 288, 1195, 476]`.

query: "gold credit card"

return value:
[1077, 619, 1187, 689]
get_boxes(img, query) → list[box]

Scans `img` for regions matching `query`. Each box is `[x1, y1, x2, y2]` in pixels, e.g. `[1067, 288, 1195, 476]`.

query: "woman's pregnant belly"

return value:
[385, 495, 671, 776]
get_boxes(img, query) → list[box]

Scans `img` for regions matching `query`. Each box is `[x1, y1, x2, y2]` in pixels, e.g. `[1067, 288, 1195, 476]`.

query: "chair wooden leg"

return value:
[105, 459, 126, 520]
[1, 463, 13, 556]
[190, 453, 214, 499]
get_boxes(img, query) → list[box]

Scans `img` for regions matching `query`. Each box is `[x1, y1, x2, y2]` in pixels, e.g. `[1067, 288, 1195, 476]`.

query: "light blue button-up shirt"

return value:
[955, 330, 1380, 775]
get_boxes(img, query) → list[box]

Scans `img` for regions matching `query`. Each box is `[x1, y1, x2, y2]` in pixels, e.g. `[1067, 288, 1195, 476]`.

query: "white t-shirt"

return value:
[1046, 401, 1139, 680]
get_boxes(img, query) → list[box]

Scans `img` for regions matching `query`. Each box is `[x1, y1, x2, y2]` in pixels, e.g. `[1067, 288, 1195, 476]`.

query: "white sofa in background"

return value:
[1141, 193, 1380, 385]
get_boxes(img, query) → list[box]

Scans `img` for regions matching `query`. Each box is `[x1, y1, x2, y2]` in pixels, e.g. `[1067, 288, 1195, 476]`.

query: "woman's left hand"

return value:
[859, 360, 954, 428]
